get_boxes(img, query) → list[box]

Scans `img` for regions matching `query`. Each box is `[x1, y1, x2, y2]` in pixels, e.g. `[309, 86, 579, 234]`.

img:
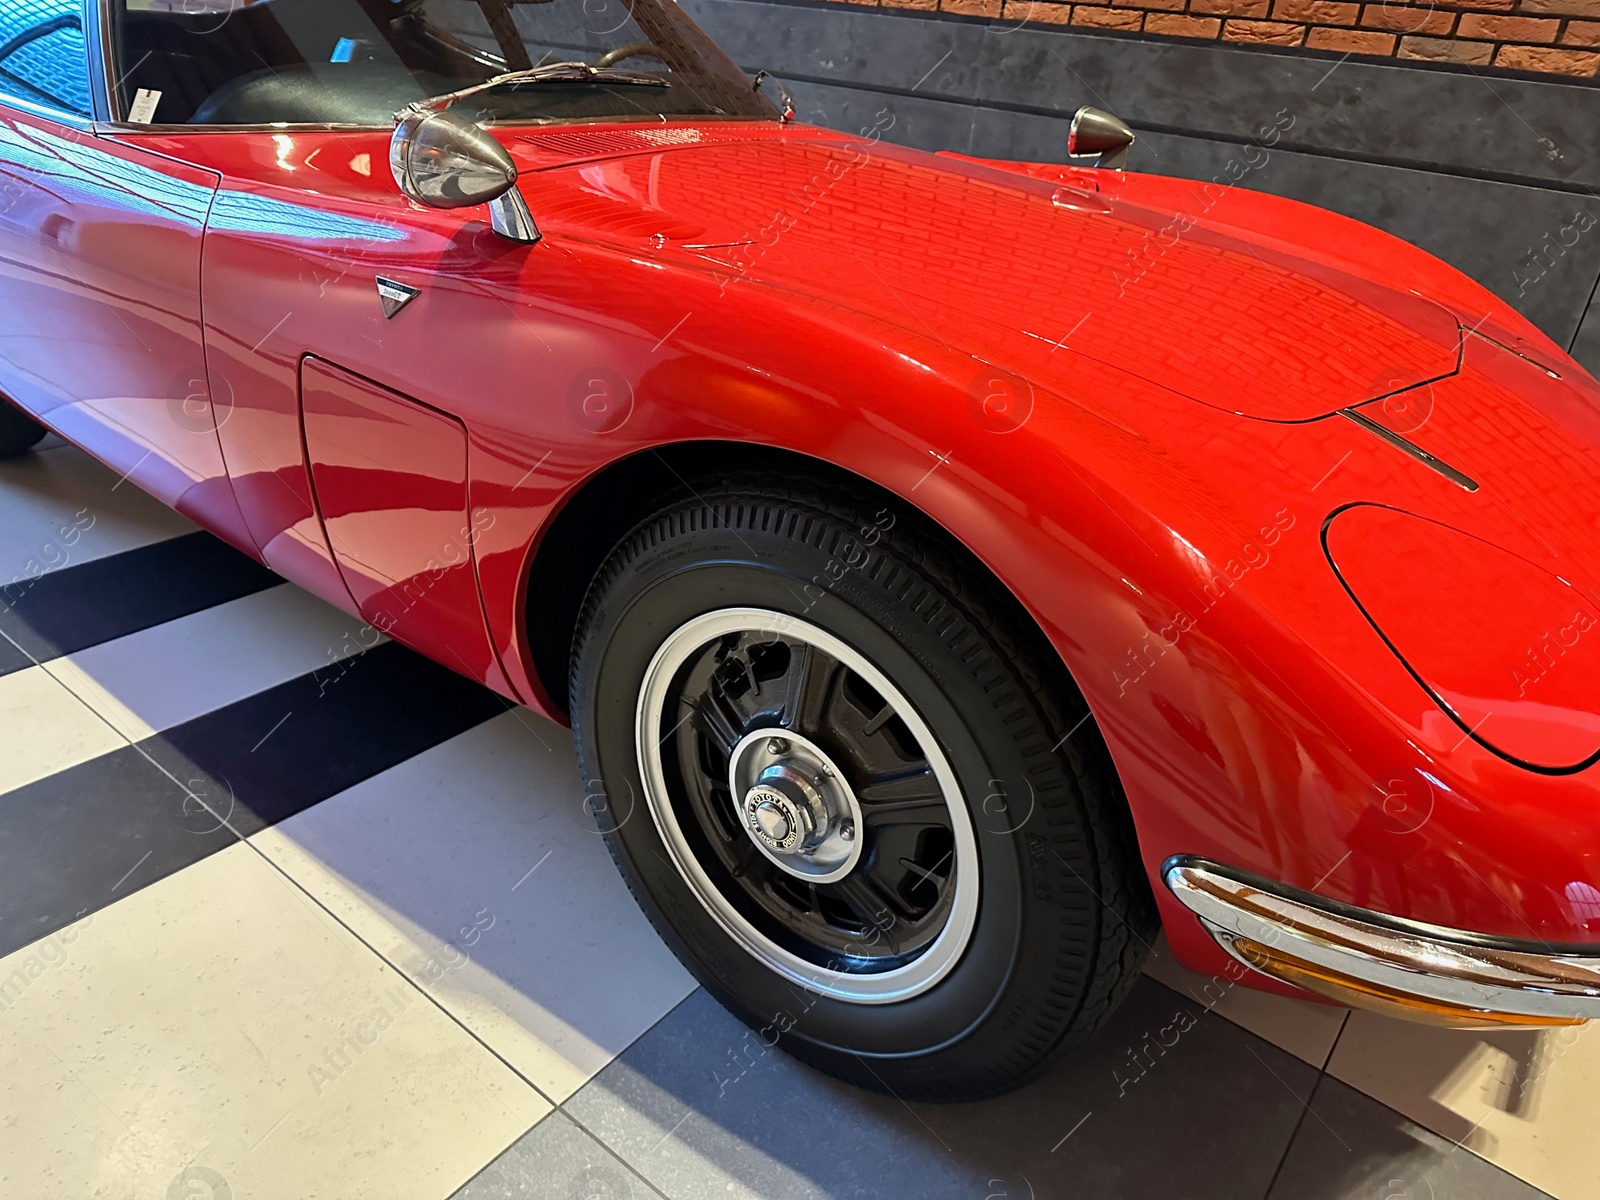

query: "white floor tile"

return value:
[0, 664, 125, 793]
[0, 842, 548, 1200]
[1328, 1009, 1600, 1200]
[46, 584, 373, 742]
[1142, 932, 1349, 1067]
[253, 711, 698, 1104]
[0, 443, 194, 584]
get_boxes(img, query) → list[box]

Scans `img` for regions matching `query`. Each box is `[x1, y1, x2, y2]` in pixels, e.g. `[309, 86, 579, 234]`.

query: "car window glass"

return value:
[114, 0, 775, 127]
[0, 0, 92, 116]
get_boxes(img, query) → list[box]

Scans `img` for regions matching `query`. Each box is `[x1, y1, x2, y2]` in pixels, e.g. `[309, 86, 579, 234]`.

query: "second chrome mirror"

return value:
[1067, 106, 1136, 172]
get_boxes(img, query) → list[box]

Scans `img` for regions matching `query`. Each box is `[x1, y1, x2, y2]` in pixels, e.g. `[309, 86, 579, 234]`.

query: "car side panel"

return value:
[0, 104, 254, 551]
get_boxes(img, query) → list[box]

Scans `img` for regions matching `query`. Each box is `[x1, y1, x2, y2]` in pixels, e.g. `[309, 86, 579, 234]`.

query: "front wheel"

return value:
[0, 397, 46, 458]
[570, 475, 1156, 1101]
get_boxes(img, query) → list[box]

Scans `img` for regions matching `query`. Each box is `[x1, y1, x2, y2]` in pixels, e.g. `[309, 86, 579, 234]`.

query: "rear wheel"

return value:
[570, 474, 1157, 1101]
[0, 397, 46, 458]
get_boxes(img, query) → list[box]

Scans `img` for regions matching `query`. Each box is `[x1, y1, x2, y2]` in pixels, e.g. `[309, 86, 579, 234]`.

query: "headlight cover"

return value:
[1325, 503, 1600, 772]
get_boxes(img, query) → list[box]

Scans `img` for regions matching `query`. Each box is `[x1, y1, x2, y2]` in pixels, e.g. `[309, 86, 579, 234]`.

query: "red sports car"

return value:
[5, 0, 1600, 1103]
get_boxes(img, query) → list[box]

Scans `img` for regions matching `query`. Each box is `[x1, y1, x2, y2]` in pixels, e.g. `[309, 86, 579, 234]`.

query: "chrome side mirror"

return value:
[390, 108, 540, 244]
[1067, 106, 1135, 172]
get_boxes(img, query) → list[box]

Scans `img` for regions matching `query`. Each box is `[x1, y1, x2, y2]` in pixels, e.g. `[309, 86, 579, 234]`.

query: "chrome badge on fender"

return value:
[375, 277, 420, 320]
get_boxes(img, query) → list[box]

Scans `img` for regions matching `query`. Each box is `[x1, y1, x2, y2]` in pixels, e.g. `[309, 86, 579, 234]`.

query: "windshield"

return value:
[113, 0, 778, 127]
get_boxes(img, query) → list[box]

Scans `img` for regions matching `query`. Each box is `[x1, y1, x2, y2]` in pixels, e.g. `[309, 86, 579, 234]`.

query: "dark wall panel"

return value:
[690, 0, 1600, 187]
[782, 76, 973, 153]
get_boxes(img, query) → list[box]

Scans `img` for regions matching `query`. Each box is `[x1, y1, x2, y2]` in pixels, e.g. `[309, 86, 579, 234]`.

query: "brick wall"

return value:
[842, 0, 1600, 76]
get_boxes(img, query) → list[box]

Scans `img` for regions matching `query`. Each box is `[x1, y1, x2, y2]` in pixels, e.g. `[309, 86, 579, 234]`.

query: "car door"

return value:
[0, 0, 252, 549]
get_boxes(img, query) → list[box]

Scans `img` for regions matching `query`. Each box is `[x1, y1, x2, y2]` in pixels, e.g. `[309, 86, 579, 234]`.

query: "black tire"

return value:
[0, 397, 46, 458]
[570, 472, 1157, 1102]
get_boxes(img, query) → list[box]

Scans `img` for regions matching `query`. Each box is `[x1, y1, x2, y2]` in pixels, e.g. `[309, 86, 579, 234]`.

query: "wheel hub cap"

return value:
[728, 729, 862, 883]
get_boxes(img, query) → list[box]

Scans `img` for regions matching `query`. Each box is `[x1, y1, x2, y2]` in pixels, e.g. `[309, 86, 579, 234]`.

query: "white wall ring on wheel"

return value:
[635, 607, 981, 1004]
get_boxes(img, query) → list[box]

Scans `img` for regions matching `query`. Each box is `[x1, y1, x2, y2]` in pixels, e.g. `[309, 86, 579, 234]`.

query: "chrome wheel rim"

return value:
[636, 608, 980, 1004]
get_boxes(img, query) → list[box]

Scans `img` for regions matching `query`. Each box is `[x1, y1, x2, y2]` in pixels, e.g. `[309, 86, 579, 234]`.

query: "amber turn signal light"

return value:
[1231, 937, 1586, 1030]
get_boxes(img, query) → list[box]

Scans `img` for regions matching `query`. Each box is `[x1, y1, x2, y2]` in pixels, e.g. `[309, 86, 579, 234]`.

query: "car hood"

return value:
[511, 125, 1463, 422]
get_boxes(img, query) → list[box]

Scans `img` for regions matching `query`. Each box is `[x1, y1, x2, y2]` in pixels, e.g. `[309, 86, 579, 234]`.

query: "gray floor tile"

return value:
[566, 977, 1318, 1200]
[1268, 1077, 1554, 1200]
[257, 712, 695, 1103]
[453, 1112, 661, 1200]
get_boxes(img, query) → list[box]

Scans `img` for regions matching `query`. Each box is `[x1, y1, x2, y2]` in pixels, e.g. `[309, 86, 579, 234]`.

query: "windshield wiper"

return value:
[401, 63, 668, 119]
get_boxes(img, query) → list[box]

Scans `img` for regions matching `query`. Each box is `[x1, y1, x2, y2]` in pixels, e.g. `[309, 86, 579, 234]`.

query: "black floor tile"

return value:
[453, 1113, 662, 1200]
[0, 531, 280, 675]
[0, 747, 237, 958]
[144, 640, 510, 833]
[0, 642, 508, 957]
[566, 977, 1318, 1200]
[0, 634, 30, 674]
[1268, 1076, 1554, 1200]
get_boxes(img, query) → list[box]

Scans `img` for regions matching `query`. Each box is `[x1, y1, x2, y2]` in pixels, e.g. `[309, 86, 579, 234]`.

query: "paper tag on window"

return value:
[127, 88, 162, 124]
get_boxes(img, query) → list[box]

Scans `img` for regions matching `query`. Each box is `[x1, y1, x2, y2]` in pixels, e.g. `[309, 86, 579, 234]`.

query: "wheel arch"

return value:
[520, 439, 1076, 728]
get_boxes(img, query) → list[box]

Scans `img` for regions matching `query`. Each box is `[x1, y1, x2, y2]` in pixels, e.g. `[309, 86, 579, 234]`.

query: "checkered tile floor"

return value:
[0, 439, 1588, 1199]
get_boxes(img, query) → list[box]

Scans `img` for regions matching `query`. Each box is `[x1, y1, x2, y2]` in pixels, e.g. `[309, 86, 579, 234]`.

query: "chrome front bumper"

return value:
[1164, 858, 1600, 1028]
